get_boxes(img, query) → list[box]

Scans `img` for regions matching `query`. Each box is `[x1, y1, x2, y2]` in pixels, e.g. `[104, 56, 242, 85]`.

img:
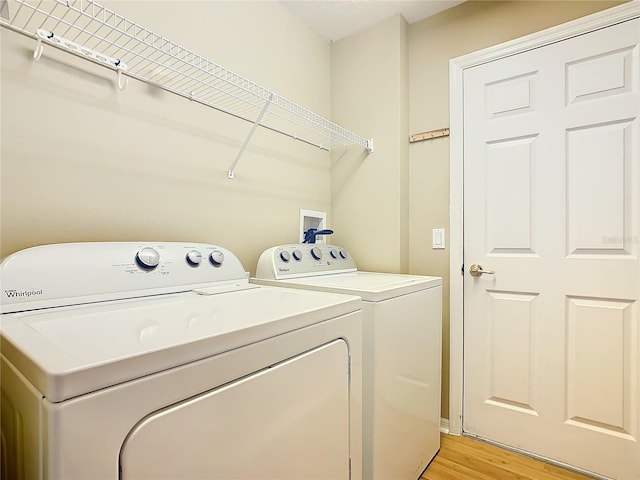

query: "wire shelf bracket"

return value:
[228, 94, 272, 179]
[0, 0, 374, 178]
[33, 28, 129, 89]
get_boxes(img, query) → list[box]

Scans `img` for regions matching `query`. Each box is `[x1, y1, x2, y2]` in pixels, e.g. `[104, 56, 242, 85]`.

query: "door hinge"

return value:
[461, 263, 464, 275]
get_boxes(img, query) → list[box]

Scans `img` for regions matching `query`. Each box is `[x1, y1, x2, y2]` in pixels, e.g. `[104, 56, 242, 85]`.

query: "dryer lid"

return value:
[1, 285, 360, 402]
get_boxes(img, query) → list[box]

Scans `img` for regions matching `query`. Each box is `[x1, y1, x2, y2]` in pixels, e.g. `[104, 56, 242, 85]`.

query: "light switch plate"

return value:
[432, 228, 445, 249]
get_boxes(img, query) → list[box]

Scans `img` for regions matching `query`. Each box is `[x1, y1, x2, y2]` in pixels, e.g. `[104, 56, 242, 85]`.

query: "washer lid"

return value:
[252, 271, 442, 302]
[0, 286, 360, 402]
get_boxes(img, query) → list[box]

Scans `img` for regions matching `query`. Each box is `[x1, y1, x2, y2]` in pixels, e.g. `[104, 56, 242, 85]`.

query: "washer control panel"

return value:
[0, 242, 247, 313]
[255, 244, 357, 280]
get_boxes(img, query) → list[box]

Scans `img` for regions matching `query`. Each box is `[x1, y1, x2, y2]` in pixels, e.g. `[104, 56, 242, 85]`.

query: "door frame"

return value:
[448, 1, 640, 436]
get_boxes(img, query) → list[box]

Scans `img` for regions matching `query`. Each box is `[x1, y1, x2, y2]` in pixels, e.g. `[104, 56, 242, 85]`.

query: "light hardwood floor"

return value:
[421, 434, 595, 480]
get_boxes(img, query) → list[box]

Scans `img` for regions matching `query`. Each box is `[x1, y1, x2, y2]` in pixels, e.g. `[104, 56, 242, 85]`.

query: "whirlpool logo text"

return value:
[4, 289, 44, 299]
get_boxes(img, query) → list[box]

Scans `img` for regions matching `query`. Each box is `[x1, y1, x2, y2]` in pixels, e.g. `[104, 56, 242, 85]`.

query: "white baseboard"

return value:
[439, 418, 450, 434]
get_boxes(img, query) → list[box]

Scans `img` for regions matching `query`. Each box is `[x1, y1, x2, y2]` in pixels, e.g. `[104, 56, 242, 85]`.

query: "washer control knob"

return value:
[186, 250, 203, 266]
[136, 247, 160, 269]
[330, 249, 338, 259]
[292, 250, 303, 261]
[311, 247, 322, 260]
[279, 251, 291, 262]
[339, 250, 348, 259]
[209, 250, 225, 266]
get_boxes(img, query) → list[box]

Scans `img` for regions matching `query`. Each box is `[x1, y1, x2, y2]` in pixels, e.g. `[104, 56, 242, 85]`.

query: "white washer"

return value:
[253, 243, 442, 480]
[0, 242, 363, 480]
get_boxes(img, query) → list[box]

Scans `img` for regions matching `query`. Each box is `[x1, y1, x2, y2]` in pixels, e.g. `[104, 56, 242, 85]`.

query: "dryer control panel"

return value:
[255, 244, 357, 280]
[0, 242, 248, 313]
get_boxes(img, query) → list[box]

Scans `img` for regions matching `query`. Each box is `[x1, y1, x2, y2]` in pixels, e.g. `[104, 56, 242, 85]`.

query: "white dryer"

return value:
[0, 242, 362, 480]
[253, 244, 442, 480]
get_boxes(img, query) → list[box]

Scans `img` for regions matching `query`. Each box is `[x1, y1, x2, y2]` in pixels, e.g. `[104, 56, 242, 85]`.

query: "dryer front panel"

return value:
[120, 339, 351, 479]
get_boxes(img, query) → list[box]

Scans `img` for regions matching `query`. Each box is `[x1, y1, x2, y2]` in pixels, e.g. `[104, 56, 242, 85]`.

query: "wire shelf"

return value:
[0, 0, 373, 175]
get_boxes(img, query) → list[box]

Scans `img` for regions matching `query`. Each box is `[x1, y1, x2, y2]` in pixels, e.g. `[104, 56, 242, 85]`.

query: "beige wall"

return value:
[330, 15, 410, 273]
[0, 1, 331, 273]
[407, 0, 625, 419]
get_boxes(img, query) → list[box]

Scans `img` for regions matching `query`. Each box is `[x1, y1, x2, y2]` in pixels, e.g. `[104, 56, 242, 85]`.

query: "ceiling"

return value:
[282, 0, 466, 42]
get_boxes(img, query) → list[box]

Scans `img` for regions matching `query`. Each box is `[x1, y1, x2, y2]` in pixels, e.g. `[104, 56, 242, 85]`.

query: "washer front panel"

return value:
[121, 340, 350, 479]
[40, 311, 363, 479]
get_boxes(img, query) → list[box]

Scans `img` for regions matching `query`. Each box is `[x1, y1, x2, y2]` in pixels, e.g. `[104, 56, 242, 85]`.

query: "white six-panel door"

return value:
[462, 17, 639, 480]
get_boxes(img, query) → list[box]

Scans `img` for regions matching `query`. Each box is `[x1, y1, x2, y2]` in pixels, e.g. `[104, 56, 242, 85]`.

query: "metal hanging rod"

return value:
[0, 0, 374, 177]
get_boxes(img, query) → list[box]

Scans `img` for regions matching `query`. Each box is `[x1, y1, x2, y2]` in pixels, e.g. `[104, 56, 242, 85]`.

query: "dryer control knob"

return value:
[311, 247, 322, 260]
[330, 249, 338, 259]
[209, 250, 225, 266]
[339, 250, 348, 259]
[186, 250, 203, 266]
[136, 247, 160, 269]
[279, 251, 291, 263]
[292, 250, 303, 261]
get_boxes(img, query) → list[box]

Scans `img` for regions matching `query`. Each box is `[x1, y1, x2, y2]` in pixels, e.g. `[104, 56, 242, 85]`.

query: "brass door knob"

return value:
[469, 264, 495, 277]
